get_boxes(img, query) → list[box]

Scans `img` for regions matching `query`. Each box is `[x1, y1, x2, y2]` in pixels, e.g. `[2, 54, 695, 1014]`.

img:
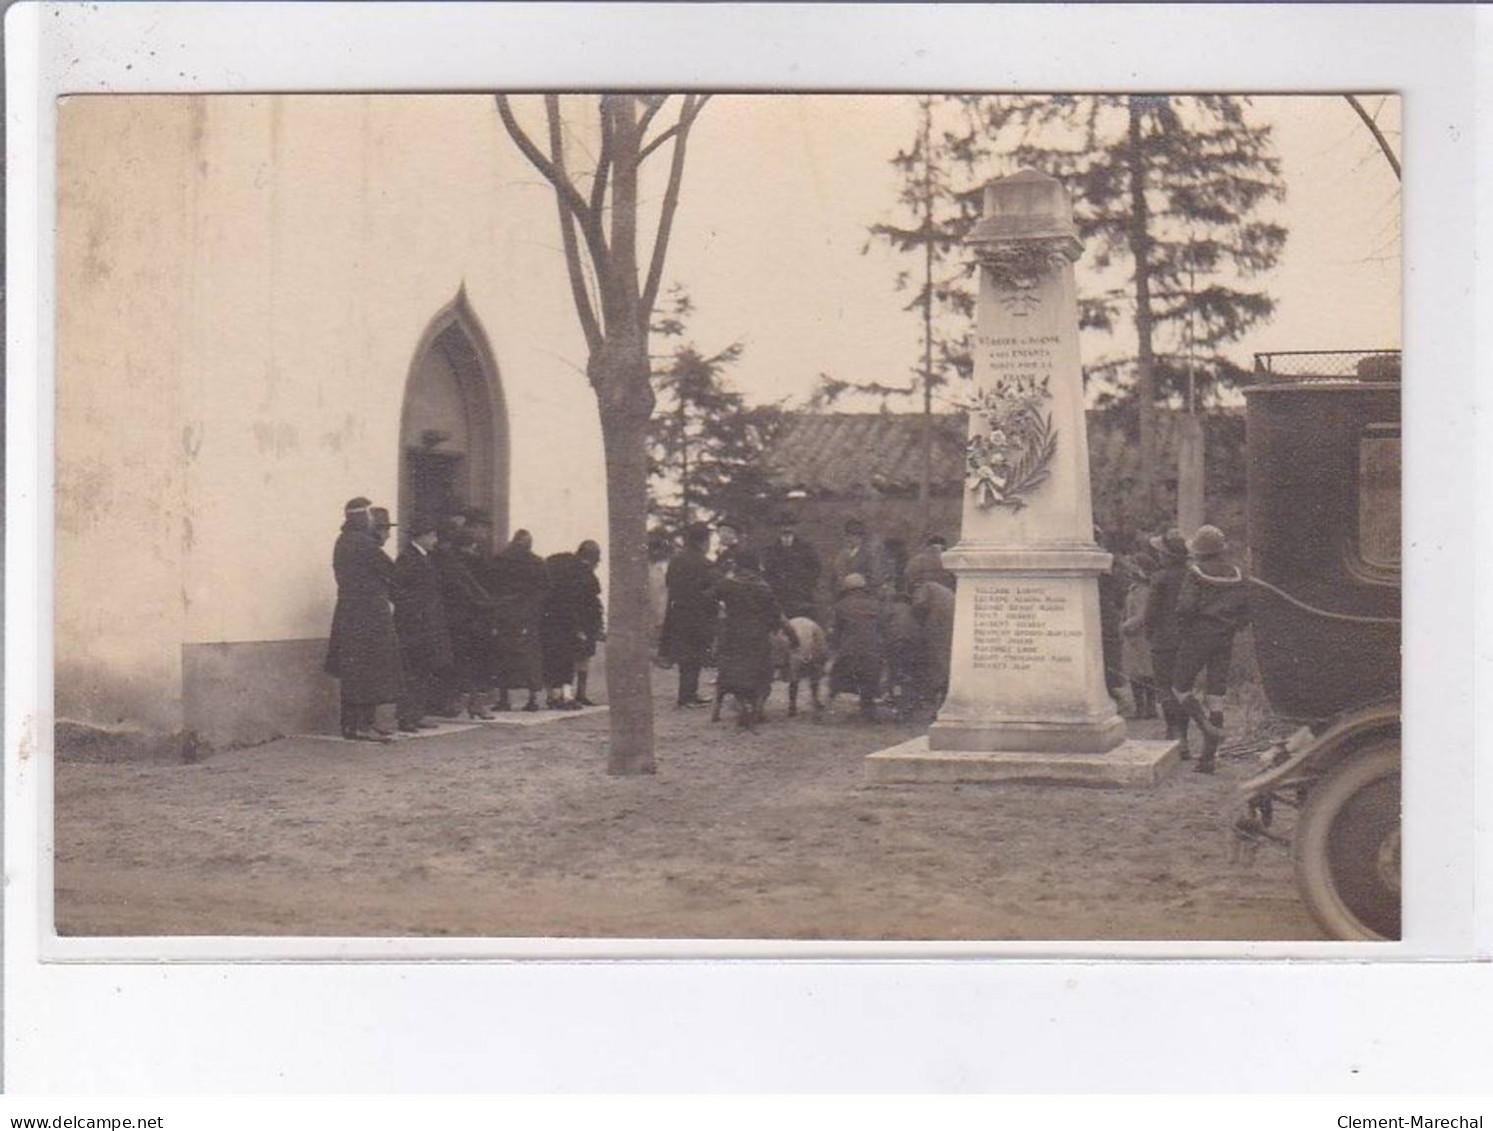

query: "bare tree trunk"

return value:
[595, 344, 657, 776]
[1127, 97, 1159, 520]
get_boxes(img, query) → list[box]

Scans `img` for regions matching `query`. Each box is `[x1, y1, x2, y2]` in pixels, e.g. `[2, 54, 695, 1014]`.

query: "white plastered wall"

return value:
[56, 94, 610, 730]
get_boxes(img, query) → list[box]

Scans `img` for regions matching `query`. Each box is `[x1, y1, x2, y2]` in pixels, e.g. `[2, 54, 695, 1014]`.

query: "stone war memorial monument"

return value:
[867, 170, 1182, 787]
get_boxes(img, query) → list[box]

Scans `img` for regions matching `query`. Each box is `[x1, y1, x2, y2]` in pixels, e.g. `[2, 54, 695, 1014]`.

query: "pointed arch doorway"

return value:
[399, 289, 510, 549]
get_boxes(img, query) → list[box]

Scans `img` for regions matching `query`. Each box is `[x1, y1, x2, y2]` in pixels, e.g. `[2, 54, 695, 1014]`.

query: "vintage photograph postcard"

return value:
[51, 91, 1402, 943]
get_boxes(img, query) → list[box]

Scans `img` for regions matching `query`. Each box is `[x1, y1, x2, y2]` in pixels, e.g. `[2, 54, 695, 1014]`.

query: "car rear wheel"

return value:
[1293, 739, 1401, 941]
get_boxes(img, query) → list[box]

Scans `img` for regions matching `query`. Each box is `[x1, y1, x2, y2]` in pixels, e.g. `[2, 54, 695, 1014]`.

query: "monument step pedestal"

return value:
[864, 735, 1184, 789]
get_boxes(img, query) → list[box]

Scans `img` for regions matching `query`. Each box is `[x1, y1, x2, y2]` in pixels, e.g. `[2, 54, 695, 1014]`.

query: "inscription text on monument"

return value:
[970, 582, 1082, 673]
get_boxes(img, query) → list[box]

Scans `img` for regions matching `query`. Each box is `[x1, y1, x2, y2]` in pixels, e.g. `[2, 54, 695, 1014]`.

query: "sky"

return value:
[633, 94, 1402, 411]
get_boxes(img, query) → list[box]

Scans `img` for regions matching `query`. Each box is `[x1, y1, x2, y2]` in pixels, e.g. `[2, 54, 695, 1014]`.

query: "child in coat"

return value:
[1170, 525, 1251, 773]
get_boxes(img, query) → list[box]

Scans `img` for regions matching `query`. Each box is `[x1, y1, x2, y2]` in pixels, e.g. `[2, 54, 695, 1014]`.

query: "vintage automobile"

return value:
[1235, 349, 1401, 941]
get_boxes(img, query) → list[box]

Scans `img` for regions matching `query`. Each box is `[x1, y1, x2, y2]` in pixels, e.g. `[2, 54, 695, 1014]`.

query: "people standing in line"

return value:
[762, 514, 821, 621]
[1144, 529, 1192, 748]
[1120, 550, 1159, 720]
[647, 530, 674, 665]
[1170, 525, 1251, 774]
[323, 497, 403, 743]
[488, 529, 547, 712]
[661, 521, 719, 708]
[392, 516, 457, 731]
[712, 549, 786, 730]
[541, 540, 605, 709]
[827, 572, 884, 720]
[911, 576, 955, 710]
[433, 519, 496, 719]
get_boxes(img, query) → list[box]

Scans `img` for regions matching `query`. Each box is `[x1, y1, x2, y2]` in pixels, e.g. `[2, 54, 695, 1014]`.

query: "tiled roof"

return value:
[763, 408, 1245, 497]
[763, 413, 969, 496]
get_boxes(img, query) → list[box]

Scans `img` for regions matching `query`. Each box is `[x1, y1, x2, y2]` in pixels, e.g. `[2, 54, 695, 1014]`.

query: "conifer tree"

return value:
[970, 94, 1287, 513]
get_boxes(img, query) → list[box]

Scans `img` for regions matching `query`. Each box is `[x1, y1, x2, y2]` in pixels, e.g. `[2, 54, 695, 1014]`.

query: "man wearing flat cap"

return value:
[323, 497, 402, 743]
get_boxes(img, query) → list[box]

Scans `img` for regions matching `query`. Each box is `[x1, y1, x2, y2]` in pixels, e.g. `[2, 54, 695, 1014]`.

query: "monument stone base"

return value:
[864, 734, 1184, 789]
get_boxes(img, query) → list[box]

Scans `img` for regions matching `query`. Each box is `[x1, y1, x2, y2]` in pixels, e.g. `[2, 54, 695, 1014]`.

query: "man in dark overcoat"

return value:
[487, 529, 547, 712]
[661, 521, 719, 708]
[323, 497, 403, 742]
[393, 516, 456, 730]
[541, 540, 604, 709]
[762, 514, 821, 621]
[433, 519, 496, 719]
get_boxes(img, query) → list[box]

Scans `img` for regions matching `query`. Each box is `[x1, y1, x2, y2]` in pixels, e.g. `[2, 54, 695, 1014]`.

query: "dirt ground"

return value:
[54, 682, 1324, 940]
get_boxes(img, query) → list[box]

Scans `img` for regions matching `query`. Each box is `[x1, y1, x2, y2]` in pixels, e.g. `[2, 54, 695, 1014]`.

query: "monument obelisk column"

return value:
[867, 170, 1179, 786]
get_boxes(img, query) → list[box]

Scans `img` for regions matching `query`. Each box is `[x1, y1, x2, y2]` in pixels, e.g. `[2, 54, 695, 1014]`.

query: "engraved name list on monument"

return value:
[970, 583, 1082, 673]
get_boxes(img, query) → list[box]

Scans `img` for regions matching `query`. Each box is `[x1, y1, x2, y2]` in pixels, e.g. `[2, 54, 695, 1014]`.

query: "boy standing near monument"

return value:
[1170, 525, 1251, 774]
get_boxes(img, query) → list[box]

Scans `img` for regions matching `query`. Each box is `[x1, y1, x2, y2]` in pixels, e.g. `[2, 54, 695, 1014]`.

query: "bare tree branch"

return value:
[640, 95, 707, 321]
[1344, 94, 1401, 181]
[636, 93, 669, 139]
[589, 98, 614, 219]
[495, 94, 613, 276]
[638, 93, 711, 164]
[545, 95, 603, 355]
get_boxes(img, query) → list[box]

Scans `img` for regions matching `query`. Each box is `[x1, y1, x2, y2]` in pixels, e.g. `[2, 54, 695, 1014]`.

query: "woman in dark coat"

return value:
[324, 498, 404, 741]
[661, 522, 720, 708]
[393, 517, 457, 726]
[540, 541, 604, 709]
[828, 572, 885, 719]
[487, 529, 547, 712]
[711, 550, 785, 729]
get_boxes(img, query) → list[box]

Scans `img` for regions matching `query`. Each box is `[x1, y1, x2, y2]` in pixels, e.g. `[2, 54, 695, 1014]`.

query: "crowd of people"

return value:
[322, 493, 1251, 763]
[655, 515, 958, 727]
[323, 497, 603, 743]
[1102, 523, 1252, 774]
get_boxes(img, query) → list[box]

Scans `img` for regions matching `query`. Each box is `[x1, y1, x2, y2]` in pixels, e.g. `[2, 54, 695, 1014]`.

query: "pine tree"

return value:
[647, 290, 784, 532]
[863, 97, 989, 500]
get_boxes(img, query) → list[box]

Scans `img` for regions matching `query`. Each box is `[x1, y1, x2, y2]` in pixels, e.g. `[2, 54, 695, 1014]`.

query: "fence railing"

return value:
[1251, 350, 1401, 383]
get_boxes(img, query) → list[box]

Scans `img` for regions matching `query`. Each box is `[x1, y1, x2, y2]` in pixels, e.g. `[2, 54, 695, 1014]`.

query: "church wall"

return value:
[55, 97, 196, 735]
[56, 95, 610, 749]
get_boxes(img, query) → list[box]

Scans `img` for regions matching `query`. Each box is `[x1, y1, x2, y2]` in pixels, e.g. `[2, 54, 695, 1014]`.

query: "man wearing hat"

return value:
[323, 497, 403, 743]
[392, 516, 456, 731]
[762, 513, 821, 621]
[1143, 528, 1192, 746]
[661, 521, 719, 707]
[831, 517, 885, 599]
[1170, 524, 1251, 774]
